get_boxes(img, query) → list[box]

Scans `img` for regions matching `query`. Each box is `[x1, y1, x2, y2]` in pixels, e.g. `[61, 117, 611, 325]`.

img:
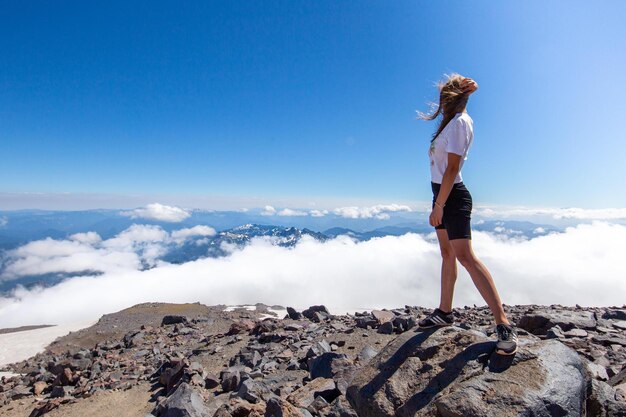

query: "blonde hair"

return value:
[418, 73, 470, 142]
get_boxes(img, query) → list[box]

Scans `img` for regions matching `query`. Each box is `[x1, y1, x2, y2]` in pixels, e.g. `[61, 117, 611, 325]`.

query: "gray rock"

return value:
[327, 397, 358, 417]
[612, 320, 626, 330]
[546, 324, 565, 339]
[302, 306, 331, 322]
[392, 315, 417, 333]
[220, 369, 241, 392]
[586, 379, 626, 416]
[161, 315, 188, 326]
[377, 322, 394, 335]
[308, 353, 352, 380]
[307, 395, 330, 413]
[592, 334, 626, 347]
[190, 374, 205, 387]
[564, 328, 589, 338]
[287, 307, 303, 320]
[9, 384, 32, 399]
[602, 309, 626, 320]
[355, 316, 378, 329]
[306, 340, 332, 359]
[585, 360, 609, 381]
[519, 310, 597, 335]
[236, 379, 271, 403]
[356, 346, 379, 364]
[49, 385, 73, 398]
[176, 326, 194, 335]
[347, 326, 589, 417]
[160, 359, 187, 394]
[188, 362, 204, 375]
[161, 382, 210, 417]
[610, 365, 626, 383]
[124, 330, 145, 348]
[133, 349, 151, 359]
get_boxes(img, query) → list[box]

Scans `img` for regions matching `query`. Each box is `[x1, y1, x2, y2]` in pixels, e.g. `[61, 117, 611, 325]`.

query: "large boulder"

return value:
[308, 352, 355, 394]
[602, 309, 626, 320]
[161, 315, 188, 326]
[160, 382, 211, 417]
[287, 377, 339, 408]
[286, 307, 303, 320]
[302, 305, 331, 322]
[346, 326, 589, 417]
[518, 310, 596, 335]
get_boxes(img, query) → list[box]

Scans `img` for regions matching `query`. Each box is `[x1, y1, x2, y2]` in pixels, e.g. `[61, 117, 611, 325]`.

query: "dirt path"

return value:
[0, 382, 154, 417]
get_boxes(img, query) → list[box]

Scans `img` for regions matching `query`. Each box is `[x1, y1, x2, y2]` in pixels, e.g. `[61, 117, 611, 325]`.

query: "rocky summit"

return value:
[1, 303, 625, 417]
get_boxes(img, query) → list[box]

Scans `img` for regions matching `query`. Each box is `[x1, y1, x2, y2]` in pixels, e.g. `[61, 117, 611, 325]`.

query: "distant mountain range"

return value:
[0, 209, 563, 295]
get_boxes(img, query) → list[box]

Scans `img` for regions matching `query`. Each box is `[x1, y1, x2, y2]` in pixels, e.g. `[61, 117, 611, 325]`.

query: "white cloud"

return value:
[333, 204, 412, 220]
[120, 203, 191, 222]
[475, 206, 626, 220]
[1, 221, 624, 327]
[170, 225, 216, 244]
[260, 205, 277, 216]
[309, 210, 328, 217]
[0, 217, 7, 228]
[493, 226, 523, 235]
[1, 224, 223, 281]
[2, 238, 140, 279]
[533, 227, 546, 234]
[2, 224, 175, 280]
[69, 231, 102, 245]
[261, 207, 317, 217]
[278, 208, 309, 217]
[103, 224, 169, 248]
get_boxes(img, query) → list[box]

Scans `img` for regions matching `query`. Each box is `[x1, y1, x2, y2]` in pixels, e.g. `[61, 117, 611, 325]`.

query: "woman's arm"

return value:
[429, 153, 462, 227]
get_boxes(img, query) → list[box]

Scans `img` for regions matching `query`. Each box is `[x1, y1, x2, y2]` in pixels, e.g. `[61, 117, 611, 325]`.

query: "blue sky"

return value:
[1, 1, 625, 209]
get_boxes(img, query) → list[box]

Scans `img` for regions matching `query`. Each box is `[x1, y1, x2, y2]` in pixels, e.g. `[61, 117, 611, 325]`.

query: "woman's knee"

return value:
[440, 247, 456, 261]
[455, 251, 476, 267]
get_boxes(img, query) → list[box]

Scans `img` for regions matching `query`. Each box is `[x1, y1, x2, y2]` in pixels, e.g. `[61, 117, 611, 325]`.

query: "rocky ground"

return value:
[0, 302, 625, 417]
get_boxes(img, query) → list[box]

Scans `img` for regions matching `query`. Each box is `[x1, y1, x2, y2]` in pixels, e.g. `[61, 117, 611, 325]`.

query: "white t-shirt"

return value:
[428, 112, 474, 184]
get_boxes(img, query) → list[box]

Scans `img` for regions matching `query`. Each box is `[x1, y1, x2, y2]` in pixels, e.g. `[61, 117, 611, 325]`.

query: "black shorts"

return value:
[431, 181, 473, 240]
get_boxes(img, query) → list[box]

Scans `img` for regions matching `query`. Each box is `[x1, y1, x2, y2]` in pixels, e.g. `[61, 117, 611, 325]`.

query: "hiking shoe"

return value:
[495, 323, 518, 355]
[418, 308, 454, 329]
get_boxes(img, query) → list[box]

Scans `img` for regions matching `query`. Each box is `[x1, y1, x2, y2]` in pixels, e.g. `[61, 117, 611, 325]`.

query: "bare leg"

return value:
[435, 229, 458, 313]
[449, 238, 510, 325]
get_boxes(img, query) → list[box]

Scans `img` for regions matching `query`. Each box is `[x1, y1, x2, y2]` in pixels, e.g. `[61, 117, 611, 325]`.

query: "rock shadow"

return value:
[398, 340, 495, 414]
[355, 329, 436, 402]
[356, 326, 516, 415]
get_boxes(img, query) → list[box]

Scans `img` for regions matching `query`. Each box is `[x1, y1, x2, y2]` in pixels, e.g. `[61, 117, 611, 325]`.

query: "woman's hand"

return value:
[429, 205, 444, 227]
[460, 77, 478, 94]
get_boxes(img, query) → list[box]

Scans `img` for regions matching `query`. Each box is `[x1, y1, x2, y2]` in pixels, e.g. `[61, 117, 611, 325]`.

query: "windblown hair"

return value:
[418, 73, 470, 142]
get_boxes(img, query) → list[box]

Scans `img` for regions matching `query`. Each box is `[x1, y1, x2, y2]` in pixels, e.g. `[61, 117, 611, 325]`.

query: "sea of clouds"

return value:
[0, 220, 624, 328]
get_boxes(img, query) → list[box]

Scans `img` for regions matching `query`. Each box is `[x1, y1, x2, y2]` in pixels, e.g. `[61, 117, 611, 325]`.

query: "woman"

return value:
[416, 73, 518, 355]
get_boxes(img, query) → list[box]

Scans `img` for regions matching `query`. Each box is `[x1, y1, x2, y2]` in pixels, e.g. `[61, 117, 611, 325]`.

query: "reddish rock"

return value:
[371, 310, 395, 325]
[287, 377, 337, 408]
[33, 381, 47, 396]
[227, 320, 256, 335]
